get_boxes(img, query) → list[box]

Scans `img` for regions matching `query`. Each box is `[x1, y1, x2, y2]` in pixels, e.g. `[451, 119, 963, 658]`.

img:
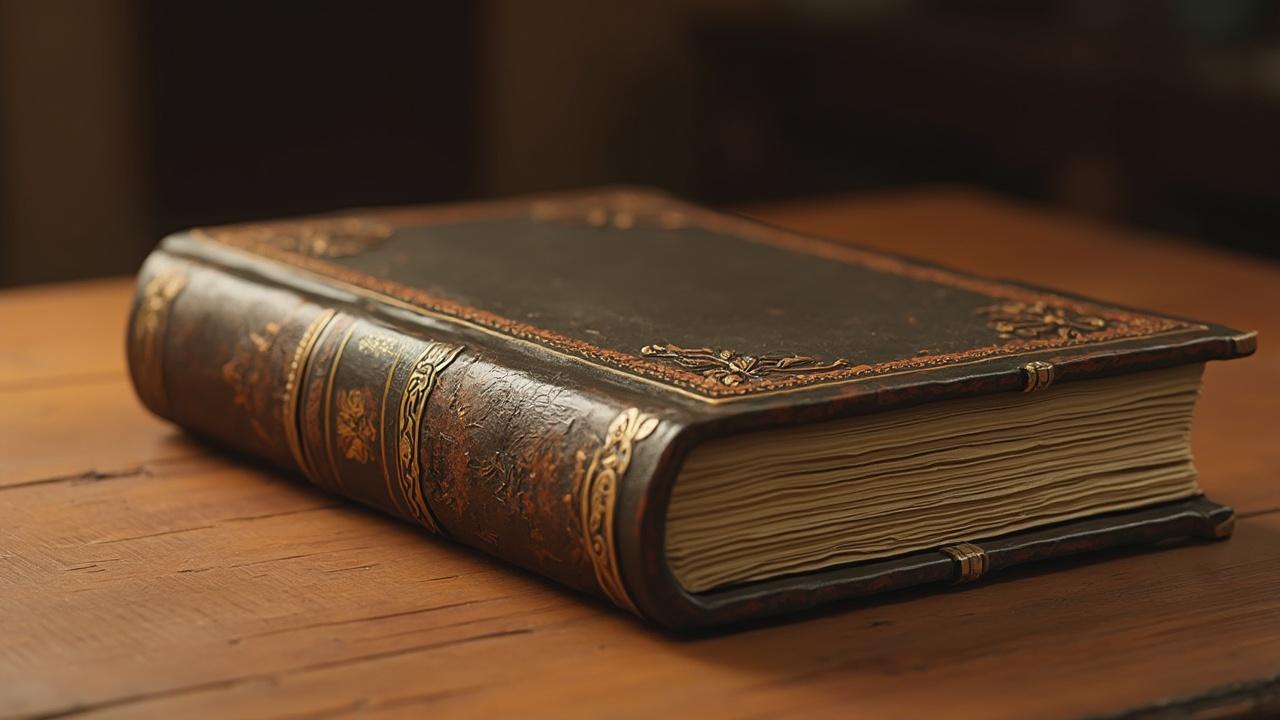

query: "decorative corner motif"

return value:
[132, 269, 188, 412]
[335, 387, 378, 464]
[640, 343, 847, 387]
[579, 408, 658, 615]
[1022, 360, 1056, 393]
[530, 192, 691, 231]
[396, 342, 464, 535]
[202, 216, 394, 258]
[977, 301, 1109, 341]
[941, 542, 989, 584]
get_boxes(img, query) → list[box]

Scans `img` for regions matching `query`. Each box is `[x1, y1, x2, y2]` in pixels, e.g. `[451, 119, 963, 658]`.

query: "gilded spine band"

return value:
[322, 323, 359, 489]
[579, 408, 658, 614]
[128, 252, 661, 619]
[290, 316, 465, 535]
[130, 268, 188, 415]
[395, 343, 464, 535]
[283, 309, 338, 478]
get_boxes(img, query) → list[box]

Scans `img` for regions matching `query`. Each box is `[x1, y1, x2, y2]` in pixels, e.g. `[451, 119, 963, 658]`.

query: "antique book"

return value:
[126, 188, 1255, 629]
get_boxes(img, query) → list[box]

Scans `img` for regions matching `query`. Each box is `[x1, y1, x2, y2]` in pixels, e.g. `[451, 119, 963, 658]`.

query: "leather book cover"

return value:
[126, 188, 1254, 629]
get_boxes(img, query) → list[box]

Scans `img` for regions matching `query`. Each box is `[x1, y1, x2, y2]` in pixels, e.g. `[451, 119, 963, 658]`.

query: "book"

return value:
[126, 188, 1254, 629]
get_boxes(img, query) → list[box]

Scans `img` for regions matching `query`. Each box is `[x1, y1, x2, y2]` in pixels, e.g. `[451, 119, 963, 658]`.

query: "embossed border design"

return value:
[578, 408, 658, 614]
[131, 268, 188, 413]
[395, 342, 463, 535]
[199, 217, 393, 258]
[640, 343, 847, 387]
[190, 191, 1199, 401]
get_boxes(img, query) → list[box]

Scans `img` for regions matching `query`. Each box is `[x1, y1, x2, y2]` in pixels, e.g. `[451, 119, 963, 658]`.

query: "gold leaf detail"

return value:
[579, 408, 658, 615]
[640, 343, 846, 386]
[283, 310, 338, 476]
[977, 301, 1110, 341]
[219, 318, 289, 449]
[204, 217, 393, 258]
[131, 269, 188, 412]
[221, 322, 281, 415]
[357, 335, 398, 358]
[395, 342, 463, 534]
[531, 192, 690, 231]
[335, 387, 378, 464]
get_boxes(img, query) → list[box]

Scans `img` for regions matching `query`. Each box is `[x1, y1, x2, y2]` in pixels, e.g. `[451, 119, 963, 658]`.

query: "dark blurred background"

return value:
[2, 0, 1278, 286]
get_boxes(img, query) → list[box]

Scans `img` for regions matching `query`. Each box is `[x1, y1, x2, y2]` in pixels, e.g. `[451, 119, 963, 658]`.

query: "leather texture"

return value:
[126, 187, 1253, 630]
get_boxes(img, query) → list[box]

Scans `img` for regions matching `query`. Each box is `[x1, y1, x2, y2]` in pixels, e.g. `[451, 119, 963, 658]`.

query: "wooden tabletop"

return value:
[2, 188, 1277, 720]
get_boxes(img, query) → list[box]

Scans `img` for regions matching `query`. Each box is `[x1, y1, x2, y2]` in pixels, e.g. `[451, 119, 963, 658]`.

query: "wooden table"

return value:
[3, 188, 1277, 719]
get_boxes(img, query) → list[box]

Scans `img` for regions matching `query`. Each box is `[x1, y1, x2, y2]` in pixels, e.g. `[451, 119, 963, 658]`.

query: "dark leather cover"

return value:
[126, 188, 1253, 630]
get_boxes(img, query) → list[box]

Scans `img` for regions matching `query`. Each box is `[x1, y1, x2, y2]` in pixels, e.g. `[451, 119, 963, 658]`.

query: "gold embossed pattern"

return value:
[579, 408, 658, 614]
[531, 193, 691, 230]
[640, 344, 847, 387]
[335, 388, 378, 463]
[396, 342, 463, 534]
[131, 269, 188, 412]
[357, 334, 398, 358]
[191, 191, 1197, 401]
[221, 320, 282, 446]
[978, 301, 1113, 340]
[199, 217, 393, 258]
[283, 310, 338, 477]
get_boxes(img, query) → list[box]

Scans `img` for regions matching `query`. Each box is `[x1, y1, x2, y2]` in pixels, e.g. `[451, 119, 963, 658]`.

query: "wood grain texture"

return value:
[2, 188, 1277, 719]
[0, 277, 134, 387]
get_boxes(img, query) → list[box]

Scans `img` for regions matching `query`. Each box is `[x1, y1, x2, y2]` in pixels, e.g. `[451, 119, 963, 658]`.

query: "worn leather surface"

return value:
[127, 188, 1253, 629]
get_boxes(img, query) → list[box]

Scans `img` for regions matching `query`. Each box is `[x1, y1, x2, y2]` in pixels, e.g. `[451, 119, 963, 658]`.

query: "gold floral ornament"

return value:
[977, 301, 1110, 340]
[530, 191, 691, 231]
[580, 408, 659, 614]
[203, 216, 394, 258]
[220, 320, 282, 446]
[335, 387, 378, 463]
[222, 322, 280, 407]
[641, 343, 847, 386]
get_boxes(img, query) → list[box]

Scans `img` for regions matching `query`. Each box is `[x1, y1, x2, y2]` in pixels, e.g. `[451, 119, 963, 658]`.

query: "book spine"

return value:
[126, 249, 664, 614]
